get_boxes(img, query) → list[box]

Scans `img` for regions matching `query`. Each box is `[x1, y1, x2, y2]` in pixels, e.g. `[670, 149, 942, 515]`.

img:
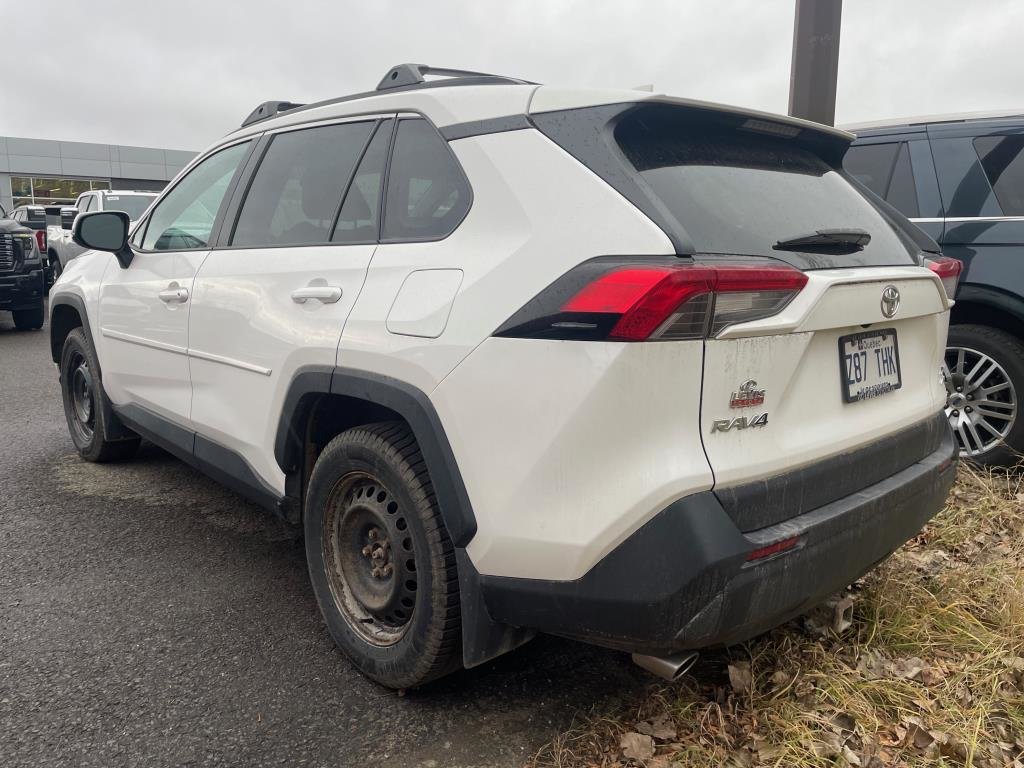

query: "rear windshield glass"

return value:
[103, 194, 155, 221]
[614, 110, 914, 262]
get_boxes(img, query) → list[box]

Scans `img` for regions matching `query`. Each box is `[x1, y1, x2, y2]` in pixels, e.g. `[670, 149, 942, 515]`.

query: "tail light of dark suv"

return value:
[494, 257, 808, 341]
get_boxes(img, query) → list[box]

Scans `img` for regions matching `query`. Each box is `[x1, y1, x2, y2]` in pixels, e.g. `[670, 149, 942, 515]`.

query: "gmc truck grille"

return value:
[0, 235, 14, 271]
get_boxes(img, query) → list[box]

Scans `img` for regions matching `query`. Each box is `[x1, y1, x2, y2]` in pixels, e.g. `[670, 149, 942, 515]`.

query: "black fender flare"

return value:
[954, 284, 1024, 328]
[275, 366, 533, 667]
[48, 292, 134, 443]
[276, 366, 478, 546]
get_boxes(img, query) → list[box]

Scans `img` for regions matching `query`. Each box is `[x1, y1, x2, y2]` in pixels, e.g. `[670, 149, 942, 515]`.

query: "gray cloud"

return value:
[0, 0, 1020, 152]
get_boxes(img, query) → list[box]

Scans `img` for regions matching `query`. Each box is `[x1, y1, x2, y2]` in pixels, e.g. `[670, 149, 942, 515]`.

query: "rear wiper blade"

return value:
[773, 228, 871, 252]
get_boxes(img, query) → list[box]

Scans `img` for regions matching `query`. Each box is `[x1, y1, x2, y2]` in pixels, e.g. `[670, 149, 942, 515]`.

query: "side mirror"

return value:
[73, 211, 134, 268]
[61, 209, 77, 230]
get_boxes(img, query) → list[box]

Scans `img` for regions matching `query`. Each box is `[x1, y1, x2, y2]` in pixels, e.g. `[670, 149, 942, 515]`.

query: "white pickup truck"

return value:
[47, 190, 157, 278]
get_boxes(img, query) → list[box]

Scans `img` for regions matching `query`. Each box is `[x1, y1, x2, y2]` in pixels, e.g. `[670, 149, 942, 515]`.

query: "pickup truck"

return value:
[0, 202, 45, 330]
[47, 189, 157, 279]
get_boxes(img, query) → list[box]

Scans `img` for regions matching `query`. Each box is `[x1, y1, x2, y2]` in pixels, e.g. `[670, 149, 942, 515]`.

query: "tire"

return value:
[12, 306, 44, 330]
[304, 421, 461, 689]
[945, 324, 1024, 466]
[50, 254, 63, 282]
[59, 327, 141, 462]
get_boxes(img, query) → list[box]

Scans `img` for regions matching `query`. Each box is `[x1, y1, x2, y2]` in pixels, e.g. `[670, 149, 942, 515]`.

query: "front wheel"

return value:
[12, 306, 44, 330]
[304, 422, 462, 689]
[60, 328, 140, 462]
[944, 324, 1024, 465]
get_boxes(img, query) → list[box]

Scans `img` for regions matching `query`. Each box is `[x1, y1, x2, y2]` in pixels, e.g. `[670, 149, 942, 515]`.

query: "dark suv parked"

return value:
[846, 112, 1024, 464]
[0, 202, 45, 330]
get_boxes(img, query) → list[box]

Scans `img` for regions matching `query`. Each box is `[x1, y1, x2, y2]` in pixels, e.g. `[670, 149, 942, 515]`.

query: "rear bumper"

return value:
[0, 269, 44, 311]
[478, 416, 957, 654]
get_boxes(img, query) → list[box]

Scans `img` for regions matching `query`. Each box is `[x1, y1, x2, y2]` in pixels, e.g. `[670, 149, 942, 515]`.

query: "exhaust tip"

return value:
[631, 651, 699, 681]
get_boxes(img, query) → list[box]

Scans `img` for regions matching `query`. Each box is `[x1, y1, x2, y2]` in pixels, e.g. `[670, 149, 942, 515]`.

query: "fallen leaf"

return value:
[728, 661, 752, 693]
[891, 657, 925, 680]
[635, 714, 676, 742]
[620, 732, 655, 761]
[842, 744, 862, 766]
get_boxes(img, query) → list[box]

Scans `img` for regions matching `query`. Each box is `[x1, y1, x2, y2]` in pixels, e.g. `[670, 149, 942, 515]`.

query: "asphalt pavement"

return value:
[0, 309, 650, 768]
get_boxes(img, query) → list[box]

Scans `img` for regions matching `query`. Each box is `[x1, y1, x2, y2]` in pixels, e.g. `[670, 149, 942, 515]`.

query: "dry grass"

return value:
[531, 465, 1024, 768]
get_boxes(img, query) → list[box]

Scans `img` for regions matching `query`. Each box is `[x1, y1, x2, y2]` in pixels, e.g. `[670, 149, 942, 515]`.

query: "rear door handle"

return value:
[158, 283, 189, 303]
[291, 285, 342, 304]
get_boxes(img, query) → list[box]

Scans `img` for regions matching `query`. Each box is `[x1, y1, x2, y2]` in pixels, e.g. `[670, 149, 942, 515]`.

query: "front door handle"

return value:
[158, 282, 189, 304]
[291, 284, 343, 304]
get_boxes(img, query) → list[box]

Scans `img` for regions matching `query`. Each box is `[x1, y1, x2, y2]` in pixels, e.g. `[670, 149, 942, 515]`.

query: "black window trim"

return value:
[129, 136, 260, 255]
[196, 109, 472, 252]
[220, 116, 387, 251]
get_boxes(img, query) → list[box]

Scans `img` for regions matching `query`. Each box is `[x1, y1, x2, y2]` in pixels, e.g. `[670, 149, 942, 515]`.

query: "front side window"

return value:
[974, 135, 1024, 216]
[142, 141, 251, 251]
[232, 121, 375, 248]
[382, 119, 471, 241]
[81, 195, 94, 212]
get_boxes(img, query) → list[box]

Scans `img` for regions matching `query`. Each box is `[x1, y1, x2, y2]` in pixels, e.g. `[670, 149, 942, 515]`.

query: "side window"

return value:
[231, 121, 375, 248]
[80, 195, 94, 212]
[332, 119, 393, 244]
[382, 119, 471, 241]
[142, 141, 251, 251]
[885, 143, 919, 218]
[843, 143, 899, 198]
[973, 135, 1024, 216]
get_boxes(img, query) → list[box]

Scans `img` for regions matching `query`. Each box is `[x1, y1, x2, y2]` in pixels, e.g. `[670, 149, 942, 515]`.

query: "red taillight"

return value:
[745, 535, 800, 562]
[558, 263, 807, 341]
[35, 230, 46, 252]
[925, 256, 962, 300]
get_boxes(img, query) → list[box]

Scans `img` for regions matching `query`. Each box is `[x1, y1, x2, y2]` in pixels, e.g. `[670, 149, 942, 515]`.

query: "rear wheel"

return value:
[50, 254, 63, 282]
[59, 328, 140, 462]
[944, 324, 1024, 465]
[12, 306, 44, 330]
[304, 422, 461, 688]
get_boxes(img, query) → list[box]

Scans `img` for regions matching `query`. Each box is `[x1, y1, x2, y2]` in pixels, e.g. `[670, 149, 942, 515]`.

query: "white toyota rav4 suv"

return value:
[50, 65, 960, 689]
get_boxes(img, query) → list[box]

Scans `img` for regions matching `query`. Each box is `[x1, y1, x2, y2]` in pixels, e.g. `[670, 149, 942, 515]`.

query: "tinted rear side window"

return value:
[973, 134, 1024, 216]
[843, 143, 899, 197]
[232, 121, 375, 247]
[332, 119, 393, 244]
[615, 111, 913, 262]
[382, 119, 470, 241]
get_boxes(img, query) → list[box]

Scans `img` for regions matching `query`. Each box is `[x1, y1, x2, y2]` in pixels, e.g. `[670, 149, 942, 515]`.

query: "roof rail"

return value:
[376, 63, 533, 91]
[241, 100, 306, 128]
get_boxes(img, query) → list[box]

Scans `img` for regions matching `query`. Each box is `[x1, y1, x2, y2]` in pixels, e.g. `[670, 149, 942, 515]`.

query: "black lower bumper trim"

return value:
[478, 419, 957, 654]
[0, 269, 45, 311]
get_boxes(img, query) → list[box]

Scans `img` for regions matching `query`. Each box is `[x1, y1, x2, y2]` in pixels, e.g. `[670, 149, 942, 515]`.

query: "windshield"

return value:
[614, 110, 914, 266]
[103, 194, 156, 221]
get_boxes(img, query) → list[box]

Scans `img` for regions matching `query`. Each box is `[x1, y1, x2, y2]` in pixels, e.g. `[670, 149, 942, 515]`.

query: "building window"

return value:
[11, 176, 111, 207]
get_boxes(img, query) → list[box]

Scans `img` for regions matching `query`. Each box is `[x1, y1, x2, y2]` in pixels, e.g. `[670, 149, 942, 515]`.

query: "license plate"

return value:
[839, 329, 902, 403]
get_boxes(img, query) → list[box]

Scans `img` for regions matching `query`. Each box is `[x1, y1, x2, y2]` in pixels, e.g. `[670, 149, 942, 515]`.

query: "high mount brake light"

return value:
[925, 256, 962, 300]
[494, 259, 808, 342]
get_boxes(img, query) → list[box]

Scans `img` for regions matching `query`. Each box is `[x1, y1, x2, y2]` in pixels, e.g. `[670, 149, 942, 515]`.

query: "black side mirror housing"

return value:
[73, 210, 134, 268]
[60, 209, 77, 231]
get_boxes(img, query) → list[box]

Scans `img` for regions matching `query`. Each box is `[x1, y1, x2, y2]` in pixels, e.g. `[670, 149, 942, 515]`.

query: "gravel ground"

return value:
[0, 309, 648, 768]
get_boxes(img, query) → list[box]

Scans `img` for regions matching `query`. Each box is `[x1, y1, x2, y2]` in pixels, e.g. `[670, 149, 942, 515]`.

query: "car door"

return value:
[187, 116, 392, 492]
[97, 139, 254, 427]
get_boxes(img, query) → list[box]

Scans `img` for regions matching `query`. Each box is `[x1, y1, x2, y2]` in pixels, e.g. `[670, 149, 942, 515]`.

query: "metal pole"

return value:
[788, 0, 843, 126]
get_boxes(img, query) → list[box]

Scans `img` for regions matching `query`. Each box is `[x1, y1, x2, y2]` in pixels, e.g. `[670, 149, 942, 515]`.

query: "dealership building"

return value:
[0, 135, 196, 212]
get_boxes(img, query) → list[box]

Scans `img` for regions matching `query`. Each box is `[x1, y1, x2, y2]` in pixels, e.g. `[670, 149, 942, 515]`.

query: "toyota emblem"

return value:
[881, 285, 900, 318]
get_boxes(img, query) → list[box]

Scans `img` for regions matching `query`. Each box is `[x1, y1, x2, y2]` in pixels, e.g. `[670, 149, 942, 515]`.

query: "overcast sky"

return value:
[1, 0, 1020, 152]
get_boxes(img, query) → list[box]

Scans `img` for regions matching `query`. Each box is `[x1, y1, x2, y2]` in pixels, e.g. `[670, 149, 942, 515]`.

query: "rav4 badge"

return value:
[710, 413, 769, 433]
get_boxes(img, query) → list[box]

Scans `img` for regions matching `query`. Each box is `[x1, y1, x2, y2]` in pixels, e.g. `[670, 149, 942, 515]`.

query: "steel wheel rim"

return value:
[68, 352, 95, 442]
[322, 471, 419, 647]
[943, 345, 1017, 458]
